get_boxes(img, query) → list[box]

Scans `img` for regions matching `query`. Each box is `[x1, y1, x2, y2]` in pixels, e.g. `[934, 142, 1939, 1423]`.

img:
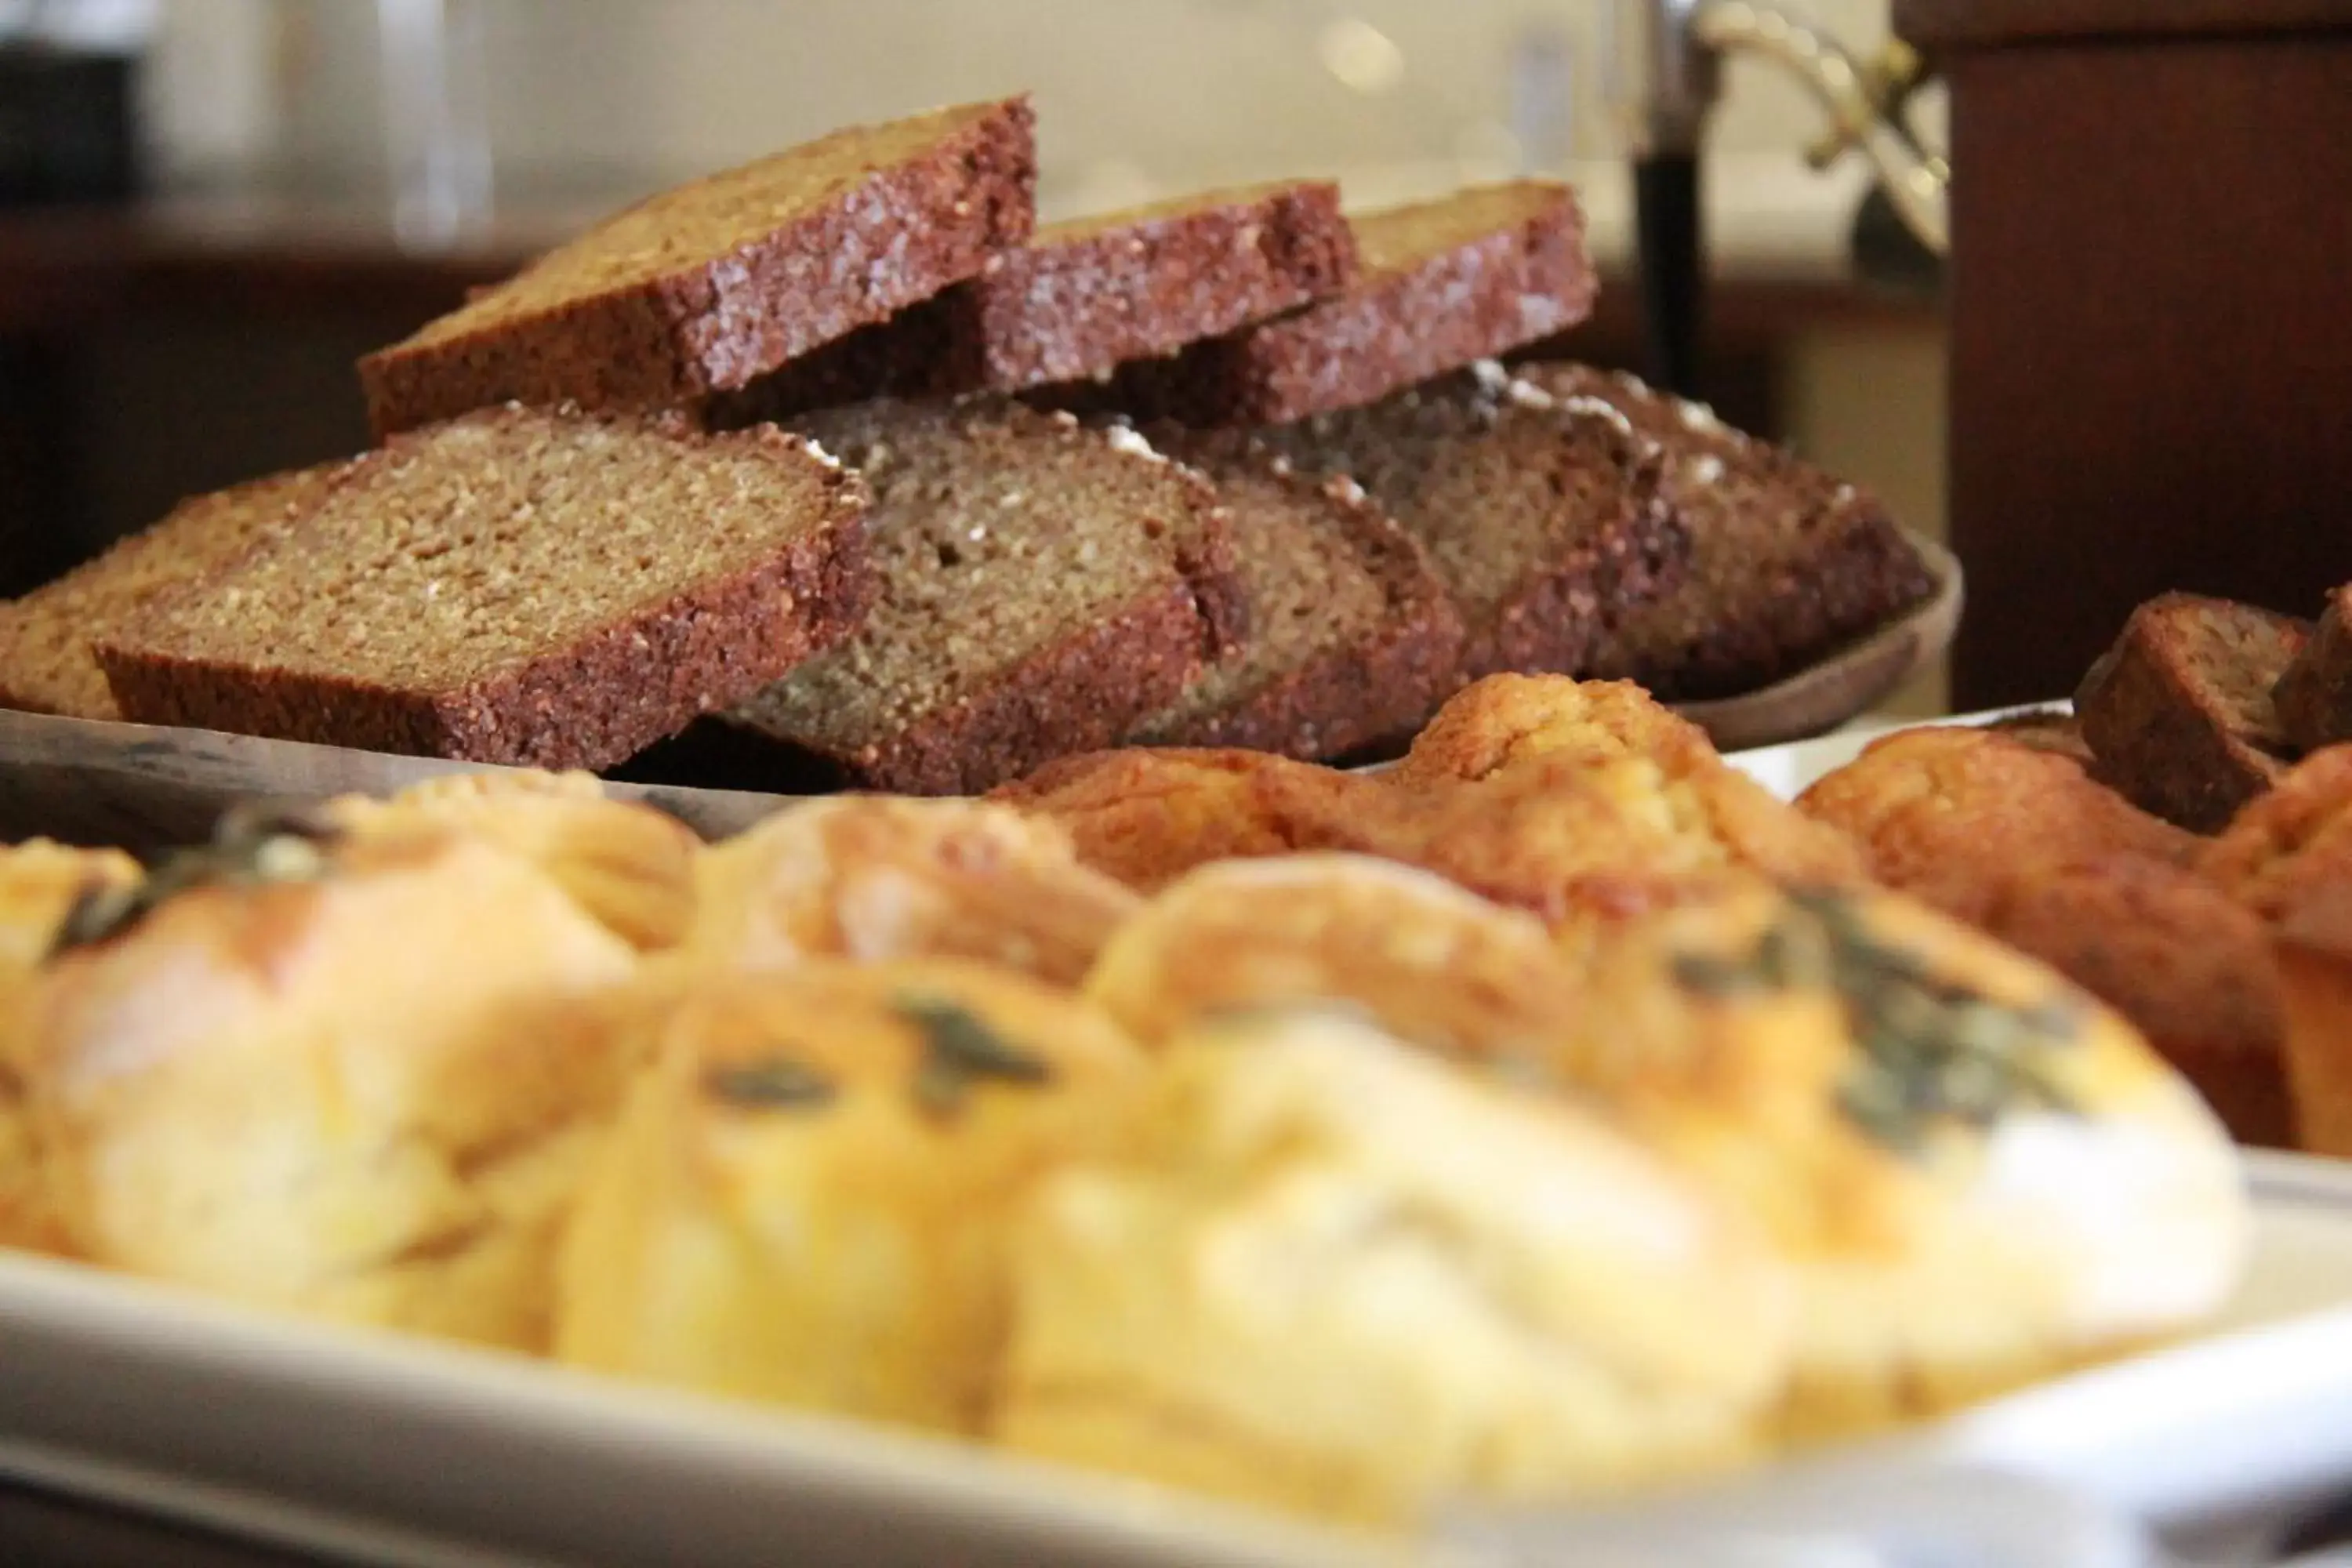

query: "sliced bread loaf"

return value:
[1125, 431, 1463, 757]
[1515, 362, 1937, 699]
[2076, 592, 2309, 832]
[359, 98, 1036, 436]
[0, 464, 344, 720]
[94, 405, 870, 771]
[1250, 361, 1684, 681]
[2274, 584, 2352, 751]
[692, 400, 1243, 796]
[1091, 181, 1595, 426]
[711, 180, 1359, 419]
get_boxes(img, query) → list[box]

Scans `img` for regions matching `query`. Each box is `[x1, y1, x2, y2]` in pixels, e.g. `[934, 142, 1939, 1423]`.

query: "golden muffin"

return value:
[555, 960, 1145, 1435]
[687, 797, 1139, 985]
[996, 1007, 1795, 1526]
[0, 838, 140, 1253]
[1084, 853, 1581, 1055]
[1555, 880, 2247, 1440]
[24, 816, 642, 1349]
[1387, 673, 1719, 789]
[326, 768, 701, 950]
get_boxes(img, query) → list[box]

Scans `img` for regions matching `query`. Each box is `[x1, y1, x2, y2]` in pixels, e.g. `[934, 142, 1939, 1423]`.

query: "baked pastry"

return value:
[2273, 584, 2352, 752]
[24, 816, 642, 1349]
[360, 97, 1036, 434]
[1125, 434, 1464, 757]
[1387, 673, 1720, 789]
[0, 839, 140, 1253]
[1083, 852, 1580, 1054]
[327, 769, 702, 950]
[95, 405, 872, 771]
[1557, 880, 2248, 1439]
[995, 1006, 1793, 1525]
[0, 466, 344, 721]
[713, 180, 1358, 414]
[989, 746, 1367, 892]
[1251, 363, 1684, 681]
[1980, 707, 2097, 769]
[1514, 363, 1936, 701]
[686, 797, 1138, 985]
[2075, 592, 2307, 832]
[1094, 182, 1596, 426]
[554, 960, 1145, 1434]
[688, 401, 1243, 796]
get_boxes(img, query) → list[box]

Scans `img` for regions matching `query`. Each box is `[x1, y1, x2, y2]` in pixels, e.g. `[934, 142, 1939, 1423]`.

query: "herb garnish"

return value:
[704, 1059, 837, 1110]
[48, 803, 343, 958]
[898, 996, 1051, 1119]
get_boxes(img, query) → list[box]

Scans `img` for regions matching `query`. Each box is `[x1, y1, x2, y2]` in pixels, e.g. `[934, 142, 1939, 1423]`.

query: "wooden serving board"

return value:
[0, 535, 1958, 853]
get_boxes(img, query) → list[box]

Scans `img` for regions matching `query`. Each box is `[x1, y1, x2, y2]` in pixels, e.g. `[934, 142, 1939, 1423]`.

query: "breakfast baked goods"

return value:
[0, 466, 345, 721]
[988, 746, 1351, 891]
[713, 181, 1358, 416]
[1084, 853, 1580, 1054]
[685, 797, 1138, 985]
[1254, 363, 1683, 681]
[1387, 673, 1720, 789]
[93, 405, 871, 771]
[996, 1006, 1792, 1524]
[23, 815, 642, 1349]
[2075, 593, 2308, 832]
[2273, 585, 2352, 752]
[360, 98, 1037, 435]
[1512, 363, 1937, 699]
[325, 770, 702, 951]
[555, 960, 1144, 1434]
[1558, 881, 2247, 1439]
[1125, 435, 1464, 757]
[1094, 181, 1595, 426]
[1981, 707, 2097, 769]
[694, 401, 1242, 795]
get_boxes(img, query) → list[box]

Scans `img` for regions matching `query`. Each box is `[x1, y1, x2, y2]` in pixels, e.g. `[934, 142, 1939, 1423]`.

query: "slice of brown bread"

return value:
[0, 465, 346, 720]
[1513, 362, 1937, 699]
[2274, 584, 2352, 751]
[358, 97, 1036, 436]
[688, 400, 1243, 796]
[709, 181, 1359, 420]
[1087, 181, 1595, 426]
[1249, 361, 1684, 682]
[94, 405, 871, 771]
[2076, 592, 2310, 833]
[1123, 431, 1465, 758]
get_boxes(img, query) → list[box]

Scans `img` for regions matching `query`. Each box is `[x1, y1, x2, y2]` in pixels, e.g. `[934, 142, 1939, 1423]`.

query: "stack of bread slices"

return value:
[0, 96, 1936, 793]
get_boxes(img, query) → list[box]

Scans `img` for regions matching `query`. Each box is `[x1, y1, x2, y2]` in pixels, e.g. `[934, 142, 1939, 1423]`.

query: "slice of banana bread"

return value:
[0, 464, 346, 720]
[2274, 584, 2352, 751]
[710, 180, 1359, 419]
[1092, 181, 1595, 426]
[2076, 593, 2310, 833]
[359, 97, 1036, 436]
[1250, 361, 1683, 681]
[1514, 362, 1937, 699]
[94, 405, 871, 770]
[1125, 431, 1464, 758]
[695, 400, 1243, 796]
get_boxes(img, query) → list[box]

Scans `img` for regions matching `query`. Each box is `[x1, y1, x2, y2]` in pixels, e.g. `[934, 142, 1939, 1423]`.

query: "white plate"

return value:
[1722, 701, 2071, 800]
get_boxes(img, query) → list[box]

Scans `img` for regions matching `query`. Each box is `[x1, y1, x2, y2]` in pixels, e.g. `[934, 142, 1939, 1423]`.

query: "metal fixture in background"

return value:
[1608, 0, 1952, 397]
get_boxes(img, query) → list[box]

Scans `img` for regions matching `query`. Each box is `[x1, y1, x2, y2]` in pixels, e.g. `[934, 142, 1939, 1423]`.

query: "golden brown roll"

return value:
[687, 797, 1138, 985]
[1555, 880, 2247, 1441]
[24, 818, 642, 1349]
[0, 838, 140, 1253]
[996, 1007, 1794, 1526]
[327, 768, 702, 950]
[1083, 852, 1581, 1055]
[1386, 673, 1720, 789]
[555, 960, 1145, 1435]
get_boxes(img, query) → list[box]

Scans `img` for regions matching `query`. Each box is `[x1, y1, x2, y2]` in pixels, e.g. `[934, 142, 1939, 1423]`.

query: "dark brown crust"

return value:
[360, 99, 1037, 437]
[2274, 585, 2352, 752]
[1091, 183, 1596, 426]
[706, 181, 1359, 423]
[710, 586, 1210, 796]
[93, 436, 873, 773]
[2076, 593, 2309, 833]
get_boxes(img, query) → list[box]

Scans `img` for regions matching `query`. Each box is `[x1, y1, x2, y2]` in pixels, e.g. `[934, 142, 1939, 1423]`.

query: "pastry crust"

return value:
[1387, 673, 1719, 789]
[554, 960, 1145, 1434]
[687, 797, 1138, 985]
